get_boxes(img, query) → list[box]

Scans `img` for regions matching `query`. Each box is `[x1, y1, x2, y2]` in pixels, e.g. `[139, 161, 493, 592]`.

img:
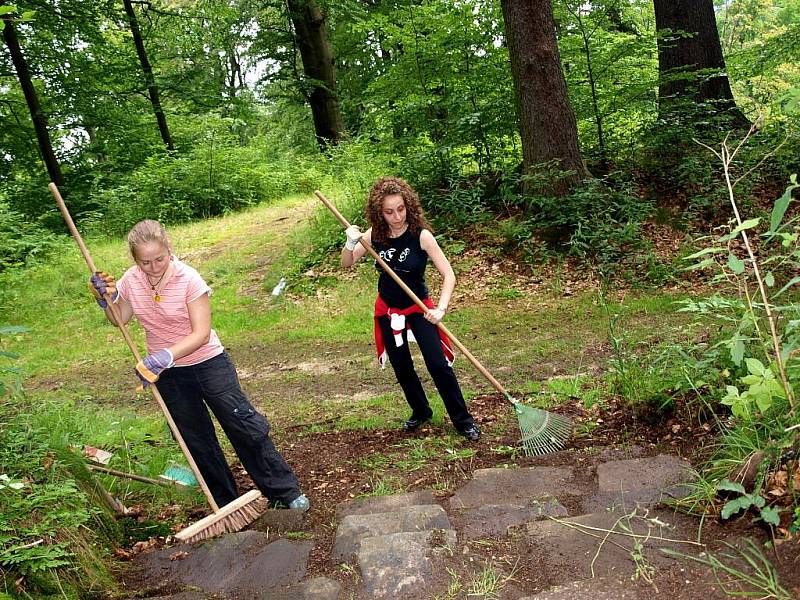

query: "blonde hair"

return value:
[127, 220, 172, 259]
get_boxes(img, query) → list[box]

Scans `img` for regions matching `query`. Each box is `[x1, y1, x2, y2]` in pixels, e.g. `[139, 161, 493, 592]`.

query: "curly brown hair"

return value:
[366, 176, 431, 243]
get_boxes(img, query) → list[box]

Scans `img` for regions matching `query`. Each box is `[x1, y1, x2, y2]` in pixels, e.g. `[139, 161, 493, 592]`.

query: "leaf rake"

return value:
[315, 190, 573, 456]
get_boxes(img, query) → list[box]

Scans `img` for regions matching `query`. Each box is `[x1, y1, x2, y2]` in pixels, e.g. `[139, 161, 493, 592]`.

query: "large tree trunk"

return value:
[500, 0, 589, 197]
[1, 8, 64, 188]
[653, 0, 749, 125]
[286, 0, 344, 150]
[122, 0, 175, 151]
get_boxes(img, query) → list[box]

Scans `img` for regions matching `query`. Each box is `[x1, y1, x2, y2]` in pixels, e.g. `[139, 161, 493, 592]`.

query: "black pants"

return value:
[378, 313, 475, 431]
[155, 352, 301, 506]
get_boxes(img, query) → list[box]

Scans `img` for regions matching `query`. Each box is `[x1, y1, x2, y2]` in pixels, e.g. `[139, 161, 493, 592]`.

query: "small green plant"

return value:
[721, 358, 786, 420]
[466, 560, 517, 600]
[717, 480, 780, 526]
[0, 325, 29, 397]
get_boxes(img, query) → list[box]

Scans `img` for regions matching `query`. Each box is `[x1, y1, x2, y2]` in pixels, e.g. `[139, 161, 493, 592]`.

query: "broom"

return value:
[50, 183, 265, 542]
[315, 190, 572, 456]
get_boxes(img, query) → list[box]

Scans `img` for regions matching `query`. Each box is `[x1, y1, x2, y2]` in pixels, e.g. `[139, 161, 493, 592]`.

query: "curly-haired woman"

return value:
[341, 177, 480, 441]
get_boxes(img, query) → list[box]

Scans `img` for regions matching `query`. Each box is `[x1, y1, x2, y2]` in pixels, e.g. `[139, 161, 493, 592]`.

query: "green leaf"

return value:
[773, 276, 800, 299]
[745, 358, 766, 377]
[717, 479, 746, 494]
[760, 506, 781, 526]
[721, 496, 752, 519]
[683, 257, 717, 271]
[765, 271, 774, 287]
[754, 392, 773, 414]
[730, 339, 745, 366]
[0, 7, 17, 17]
[727, 253, 745, 274]
[683, 247, 726, 260]
[769, 180, 799, 233]
[719, 218, 761, 242]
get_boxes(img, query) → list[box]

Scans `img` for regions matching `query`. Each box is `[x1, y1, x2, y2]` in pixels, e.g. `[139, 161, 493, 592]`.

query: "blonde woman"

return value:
[90, 220, 309, 511]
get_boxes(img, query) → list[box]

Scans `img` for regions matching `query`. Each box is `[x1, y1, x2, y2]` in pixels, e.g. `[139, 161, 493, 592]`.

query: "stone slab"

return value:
[333, 504, 451, 561]
[462, 497, 568, 539]
[357, 529, 457, 598]
[336, 490, 436, 519]
[583, 455, 694, 512]
[525, 508, 700, 579]
[449, 467, 583, 510]
[135, 531, 312, 596]
[597, 455, 694, 493]
[519, 578, 645, 599]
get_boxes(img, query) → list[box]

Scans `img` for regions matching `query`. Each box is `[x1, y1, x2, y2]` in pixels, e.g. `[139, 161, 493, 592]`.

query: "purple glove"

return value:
[135, 349, 174, 386]
[89, 272, 118, 309]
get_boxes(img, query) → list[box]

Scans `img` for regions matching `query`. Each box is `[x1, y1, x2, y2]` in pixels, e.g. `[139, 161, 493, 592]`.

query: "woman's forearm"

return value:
[438, 272, 455, 310]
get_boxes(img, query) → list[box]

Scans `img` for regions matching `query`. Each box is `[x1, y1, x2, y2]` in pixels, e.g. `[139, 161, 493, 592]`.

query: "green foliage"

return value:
[0, 398, 117, 595]
[87, 128, 324, 235]
[0, 203, 63, 272]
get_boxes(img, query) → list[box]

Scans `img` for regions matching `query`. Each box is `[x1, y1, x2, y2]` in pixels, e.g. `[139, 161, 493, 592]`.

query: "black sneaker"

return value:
[460, 425, 481, 442]
[402, 415, 432, 432]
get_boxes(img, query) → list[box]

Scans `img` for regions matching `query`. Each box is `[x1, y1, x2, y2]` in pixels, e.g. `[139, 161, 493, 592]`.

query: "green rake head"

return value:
[511, 400, 573, 456]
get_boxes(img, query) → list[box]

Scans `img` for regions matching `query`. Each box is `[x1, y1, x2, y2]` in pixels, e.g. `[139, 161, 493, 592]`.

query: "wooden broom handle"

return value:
[49, 183, 220, 512]
[314, 190, 513, 400]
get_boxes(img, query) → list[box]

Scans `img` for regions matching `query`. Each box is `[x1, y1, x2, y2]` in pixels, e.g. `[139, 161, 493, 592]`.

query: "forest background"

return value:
[1, 0, 800, 598]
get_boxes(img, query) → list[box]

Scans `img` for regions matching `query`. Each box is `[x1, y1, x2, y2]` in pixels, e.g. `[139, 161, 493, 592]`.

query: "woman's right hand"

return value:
[345, 225, 362, 251]
[89, 271, 118, 308]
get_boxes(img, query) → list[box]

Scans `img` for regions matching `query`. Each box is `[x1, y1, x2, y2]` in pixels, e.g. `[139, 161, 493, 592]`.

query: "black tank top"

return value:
[372, 229, 429, 309]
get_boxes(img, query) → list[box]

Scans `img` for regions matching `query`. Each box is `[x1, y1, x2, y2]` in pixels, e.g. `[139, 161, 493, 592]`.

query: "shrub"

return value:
[0, 203, 63, 272]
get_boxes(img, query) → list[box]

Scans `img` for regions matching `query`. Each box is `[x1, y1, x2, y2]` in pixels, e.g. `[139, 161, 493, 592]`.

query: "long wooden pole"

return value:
[49, 183, 220, 512]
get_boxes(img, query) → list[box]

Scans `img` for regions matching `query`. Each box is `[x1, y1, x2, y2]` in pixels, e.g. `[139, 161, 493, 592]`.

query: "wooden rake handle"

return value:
[49, 183, 220, 512]
[314, 190, 515, 402]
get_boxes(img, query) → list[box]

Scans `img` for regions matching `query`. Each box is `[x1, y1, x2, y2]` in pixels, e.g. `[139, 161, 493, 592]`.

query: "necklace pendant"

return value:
[154, 294, 161, 302]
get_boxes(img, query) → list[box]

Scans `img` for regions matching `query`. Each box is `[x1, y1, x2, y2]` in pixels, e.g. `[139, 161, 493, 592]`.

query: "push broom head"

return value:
[174, 490, 268, 543]
[512, 400, 573, 456]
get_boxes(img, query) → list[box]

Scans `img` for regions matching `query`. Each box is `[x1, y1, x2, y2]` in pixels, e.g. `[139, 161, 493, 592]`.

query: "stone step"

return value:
[134, 531, 312, 597]
[357, 529, 457, 598]
[336, 490, 436, 519]
[449, 466, 586, 510]
[525, 507, 702, 580]
[460, 497, 568, 539]
[333, 504, 451, 561]
[583, 454, 695, 512]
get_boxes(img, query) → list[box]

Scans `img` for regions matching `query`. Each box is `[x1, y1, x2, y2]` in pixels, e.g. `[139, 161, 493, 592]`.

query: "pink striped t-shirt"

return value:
[117, 257, 224, 366]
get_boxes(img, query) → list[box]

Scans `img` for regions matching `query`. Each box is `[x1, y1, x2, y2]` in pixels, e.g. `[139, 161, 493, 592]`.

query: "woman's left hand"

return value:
[426, 307, 445, 324]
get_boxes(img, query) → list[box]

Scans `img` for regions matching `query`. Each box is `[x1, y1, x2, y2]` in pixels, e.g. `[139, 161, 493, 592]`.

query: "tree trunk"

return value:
[286, 0, 344, 150]
[122, 0, 175, 151]
[653, 0, 749, 125]
[500, 0, 589, 197]
[1, 8, 64, 188]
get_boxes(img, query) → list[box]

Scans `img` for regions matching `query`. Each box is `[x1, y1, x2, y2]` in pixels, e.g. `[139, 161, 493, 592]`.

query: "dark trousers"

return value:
[377, 314, 475, 431]
[155, 352, 300, 507]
